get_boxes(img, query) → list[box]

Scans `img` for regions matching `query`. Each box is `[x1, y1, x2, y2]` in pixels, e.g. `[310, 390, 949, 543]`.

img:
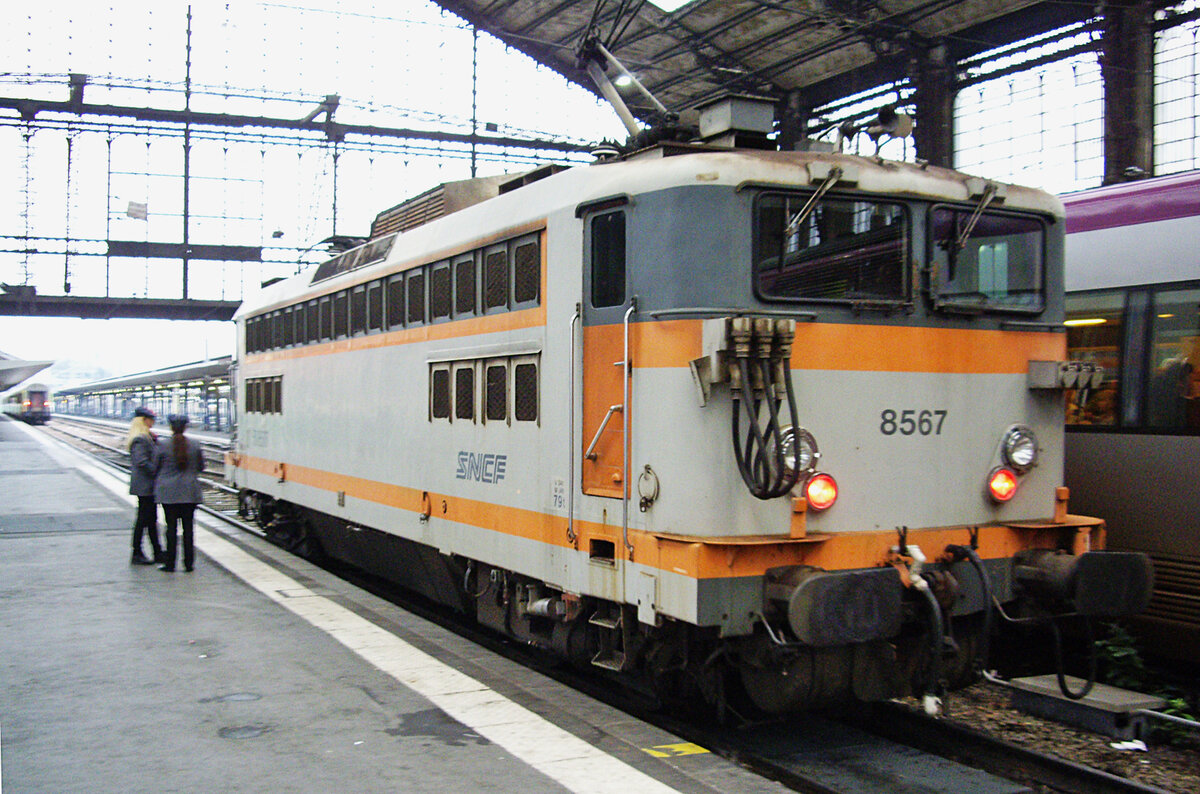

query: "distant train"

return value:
[227, 99, 1151, 714]
[1062, 169, 1200, 661]
[3, 383, 52, 424]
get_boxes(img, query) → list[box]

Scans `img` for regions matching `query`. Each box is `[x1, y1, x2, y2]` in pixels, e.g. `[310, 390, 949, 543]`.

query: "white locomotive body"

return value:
[229, 145, 1151, 712]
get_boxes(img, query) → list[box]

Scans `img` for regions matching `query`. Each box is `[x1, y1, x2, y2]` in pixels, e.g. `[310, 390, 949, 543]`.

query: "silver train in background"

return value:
[1062, 170, 1200, 661]
[2, 383, 52, 425]
[226, 97, 1152, 714]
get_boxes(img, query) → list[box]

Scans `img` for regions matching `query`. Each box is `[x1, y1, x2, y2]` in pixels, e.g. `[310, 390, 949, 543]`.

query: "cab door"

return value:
[581, 205, 630, 499]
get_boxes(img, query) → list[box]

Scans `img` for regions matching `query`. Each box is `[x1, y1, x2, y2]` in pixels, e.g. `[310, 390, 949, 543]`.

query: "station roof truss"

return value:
[432, 0, 1095, 117]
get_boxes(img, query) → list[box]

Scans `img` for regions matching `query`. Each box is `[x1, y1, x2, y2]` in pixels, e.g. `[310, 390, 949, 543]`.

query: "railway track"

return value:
[31, 418, 1174, 794]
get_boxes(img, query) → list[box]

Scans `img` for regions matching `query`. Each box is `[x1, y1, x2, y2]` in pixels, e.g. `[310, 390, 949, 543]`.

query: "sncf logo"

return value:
[456, 452, 508, 484]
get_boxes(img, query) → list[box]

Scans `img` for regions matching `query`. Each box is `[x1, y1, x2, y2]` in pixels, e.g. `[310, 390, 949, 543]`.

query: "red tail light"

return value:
[987, 467, 1018, 502]
[805, 473, 838, 511]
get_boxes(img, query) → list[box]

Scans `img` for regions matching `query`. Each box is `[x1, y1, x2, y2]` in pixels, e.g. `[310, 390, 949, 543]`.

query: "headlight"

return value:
[1002, 426, 1038, 474]
[778, 426, 820, 477]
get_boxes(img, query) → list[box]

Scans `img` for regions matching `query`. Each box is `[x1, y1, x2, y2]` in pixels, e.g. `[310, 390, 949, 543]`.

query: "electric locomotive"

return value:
[228, 97, 1152, 714]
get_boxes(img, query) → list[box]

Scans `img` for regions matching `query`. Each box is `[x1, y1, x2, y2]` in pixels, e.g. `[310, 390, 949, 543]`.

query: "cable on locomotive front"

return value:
[729, 317, 802, 499]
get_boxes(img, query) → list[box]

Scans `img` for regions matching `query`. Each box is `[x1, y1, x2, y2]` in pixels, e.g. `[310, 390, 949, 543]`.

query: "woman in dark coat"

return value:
[124, 406, 162, 565]
[155, 414, 205, 572]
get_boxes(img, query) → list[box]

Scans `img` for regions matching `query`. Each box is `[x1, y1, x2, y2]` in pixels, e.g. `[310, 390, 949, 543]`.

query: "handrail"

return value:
[622, 297, 637, 558]
[567, 303, 580, 547]
[648, 307, 817, 321]
[584, 404, 623, 461]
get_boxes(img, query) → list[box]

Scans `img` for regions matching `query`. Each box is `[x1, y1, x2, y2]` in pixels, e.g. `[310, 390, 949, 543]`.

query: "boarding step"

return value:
[590, 651, 628, 671]
[589, 608, 630, 672]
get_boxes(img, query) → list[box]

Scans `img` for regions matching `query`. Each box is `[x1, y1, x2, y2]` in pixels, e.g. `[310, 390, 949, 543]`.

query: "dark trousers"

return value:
[162, 503, 197, 570]
[132, 496, 162, 559]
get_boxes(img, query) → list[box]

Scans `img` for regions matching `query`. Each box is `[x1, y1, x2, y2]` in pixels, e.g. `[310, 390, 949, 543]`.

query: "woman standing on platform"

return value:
[124, 406, 162, 565]
[155, 414, 204, 572]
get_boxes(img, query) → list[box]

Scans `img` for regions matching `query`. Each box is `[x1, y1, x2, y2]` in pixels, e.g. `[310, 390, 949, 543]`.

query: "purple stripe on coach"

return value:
[1063, 170, 1200, 234]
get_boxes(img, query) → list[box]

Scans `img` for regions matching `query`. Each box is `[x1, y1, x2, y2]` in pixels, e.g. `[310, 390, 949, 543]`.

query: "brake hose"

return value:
[991, 592, 1098, 700]
[947, 544, 995, 677]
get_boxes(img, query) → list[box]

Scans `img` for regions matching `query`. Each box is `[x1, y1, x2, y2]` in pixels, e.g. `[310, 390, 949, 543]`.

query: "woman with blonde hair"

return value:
[124, 406, 163, 565]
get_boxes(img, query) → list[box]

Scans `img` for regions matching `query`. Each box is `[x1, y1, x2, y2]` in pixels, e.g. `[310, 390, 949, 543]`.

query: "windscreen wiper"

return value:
[953, 182, 1000, 250]
[783, 166, 843, 240]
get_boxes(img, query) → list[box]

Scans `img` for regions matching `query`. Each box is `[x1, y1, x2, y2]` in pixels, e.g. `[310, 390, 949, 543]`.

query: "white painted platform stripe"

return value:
[27, 426, 681, 794]
[193, 529, 681, 794]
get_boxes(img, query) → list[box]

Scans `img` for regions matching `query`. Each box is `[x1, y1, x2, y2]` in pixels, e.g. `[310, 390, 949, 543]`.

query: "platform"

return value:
[0, 418, 785, 794]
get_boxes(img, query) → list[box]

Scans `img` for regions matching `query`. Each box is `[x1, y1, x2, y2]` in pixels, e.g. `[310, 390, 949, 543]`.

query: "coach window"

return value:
[386, 275, 404, 329]
[1146, 287, 1200, 430]
[514, 359, 538, 422]
[485, 362, 507, 423]
[454, 364, 475, 421]
[484, 246, 508, 312]
[590, 211, 625, 308]
[272, 376, 282, 414]
[1065, 290, 1124, 427]
[431, 263, 452, 320]
[269, 311, 281, 349]
[513, 237, 540, 306]
[430, 366, 450, 420]
[319, 296, 333, 340]
[368, 280, 384, 332]
[292, 305, 303, 345]
[455, 254, 477, 317]
[333, 290, 349, 338]
[408, 270, 426, 325]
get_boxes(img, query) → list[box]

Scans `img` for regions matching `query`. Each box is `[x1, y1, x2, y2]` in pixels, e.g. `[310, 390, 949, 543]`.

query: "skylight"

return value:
[647, 0, 694, 12]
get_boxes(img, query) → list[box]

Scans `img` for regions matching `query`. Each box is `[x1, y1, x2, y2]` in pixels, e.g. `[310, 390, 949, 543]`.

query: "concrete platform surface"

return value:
[0, 419, 785, 794]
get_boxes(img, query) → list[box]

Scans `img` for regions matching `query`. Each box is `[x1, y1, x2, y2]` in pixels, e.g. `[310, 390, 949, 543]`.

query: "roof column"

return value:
[1101, 0, 1156, 183]
[908, 41, 956, 169]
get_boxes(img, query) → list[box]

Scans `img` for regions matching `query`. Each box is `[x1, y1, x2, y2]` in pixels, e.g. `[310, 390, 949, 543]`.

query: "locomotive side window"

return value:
[407, 271, 426, 325]
[755, 193, 906, 303]
[306, 300, 319, 344]
[514, 361, 538, 422]
[386, 275, 404, 329]
[282, 308, 293, 347]
[513, 239, 540, 305]
[930, 208, 1044, 314]
[367, 280, 383, 332]
[485, 364, 507, 422]
[320, 296, 332, 340]
[484, 248, 508, 311]
[350, 285, 367, 336]
[245, 376, 283, 414]
[591, 211, 625, 308]
[454, 365, 475, 421]
[431, 263, 452, 320]
[455, 255, 477, 316]
[333, 291, 349, 338]
[431, 367, 450, 420]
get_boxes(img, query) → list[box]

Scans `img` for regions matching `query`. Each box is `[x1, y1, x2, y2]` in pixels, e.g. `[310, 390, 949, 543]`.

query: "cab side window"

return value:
[591, 211, 625, 308]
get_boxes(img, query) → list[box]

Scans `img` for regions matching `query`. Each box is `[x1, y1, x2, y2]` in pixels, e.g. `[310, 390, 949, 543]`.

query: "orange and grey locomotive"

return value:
[228, 105, 1151, 713]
